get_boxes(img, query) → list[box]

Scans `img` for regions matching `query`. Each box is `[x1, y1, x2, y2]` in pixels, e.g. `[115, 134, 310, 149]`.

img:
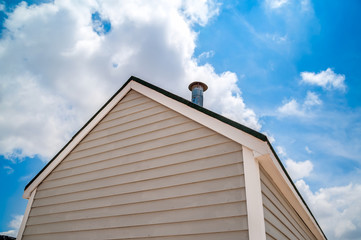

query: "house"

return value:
[17, 76, 326, 240]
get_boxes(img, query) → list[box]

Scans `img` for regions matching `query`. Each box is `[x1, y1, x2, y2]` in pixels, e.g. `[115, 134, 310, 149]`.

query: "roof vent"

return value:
[188, 82, 208, 107]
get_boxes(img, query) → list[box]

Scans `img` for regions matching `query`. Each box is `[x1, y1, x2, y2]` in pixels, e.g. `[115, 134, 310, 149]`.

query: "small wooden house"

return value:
[17, 76, 326, 240]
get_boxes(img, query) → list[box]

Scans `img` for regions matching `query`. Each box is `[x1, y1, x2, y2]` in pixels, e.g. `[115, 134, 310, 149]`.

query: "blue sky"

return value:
[0, 0, 360, 239]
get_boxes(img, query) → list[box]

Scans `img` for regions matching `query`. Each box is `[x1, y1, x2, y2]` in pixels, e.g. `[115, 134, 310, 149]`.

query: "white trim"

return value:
[23, 85, 132, 198]
[17, 188, 37, 240]
[257, 152, 325, 239]
[130, 81, 268, 156]
[242, 146, 266, 240]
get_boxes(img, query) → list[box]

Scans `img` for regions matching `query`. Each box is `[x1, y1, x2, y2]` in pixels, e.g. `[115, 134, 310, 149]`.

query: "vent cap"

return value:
[188, 82, 208, 107]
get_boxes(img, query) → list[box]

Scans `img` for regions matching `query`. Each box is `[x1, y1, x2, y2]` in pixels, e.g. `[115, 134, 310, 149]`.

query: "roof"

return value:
[23, 76, 326, 239]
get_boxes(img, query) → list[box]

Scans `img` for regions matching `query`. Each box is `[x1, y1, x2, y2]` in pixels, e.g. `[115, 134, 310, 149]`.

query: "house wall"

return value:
[260, 166, 316, 240]
[22, 90, 248, 240]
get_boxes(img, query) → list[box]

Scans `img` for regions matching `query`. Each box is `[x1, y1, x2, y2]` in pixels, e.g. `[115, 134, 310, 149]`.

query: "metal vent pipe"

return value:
[188, 82, 208, 107]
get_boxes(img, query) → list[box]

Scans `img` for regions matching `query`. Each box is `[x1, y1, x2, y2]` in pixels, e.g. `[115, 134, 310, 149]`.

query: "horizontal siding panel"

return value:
[260, 167, 315, 239]
[82, 110, 179, 142]
[100, 101, 161, 125]
[112, 90, 142, 102]
[102, 95, 154, 117]
[94, 103, 168, 132]
[31, 177, 245, 215]
[45, 141, 242, 182]
[66, 121, 202, 162]
[261, 179, 314, 239]
[263, 207, 297, 239]
[262, 193, 307, 240]
[64, 127, 216, 165]
[104, 91, 148, 112]
[23, 231, 249, 240]
[266, 233, 277, 240]
[56, 134, 230, 171]
[34, 163, 244, 204]
[103, 93, 153, 116]
[261, 183, 313, 240]
[29, 190, 246, 223]
[265, 220, 290, 240]
[22, 216, 247, 240]
[73, 115, 190, 153]
[39, 151, 243, 190]
[108, 231, 248, 240]
[26, 202, 246, 234]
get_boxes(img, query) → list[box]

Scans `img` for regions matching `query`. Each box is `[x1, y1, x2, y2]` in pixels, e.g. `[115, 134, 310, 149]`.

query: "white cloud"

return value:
[265, 33, 288, 44]
[285, 158, 313, 180]
[296, 180, 361, 239]
[278, 99, 305, 116]
[276, 145, 287, 157]
[19, 174, 33, 182]
[301, 0, 312, 12]
[181, 0, 220, 26]
[0, 230, 17, 237]
[209, 71, 261, 130]
[305, 146, 312, 154]
[301, 68, 346, 91]
[304, 91, 322, 106]
[197, 50, 215, 62]
[3, 165, 14, 174]
[0, 74, 77, 160]
[278, 91, 322, 117]
[0, 1, 261, 160]
[0, 215, 23, 237]
[9, 215, 22, 229]
[275, 146, 314, 181]
[266, 0, 289, 9]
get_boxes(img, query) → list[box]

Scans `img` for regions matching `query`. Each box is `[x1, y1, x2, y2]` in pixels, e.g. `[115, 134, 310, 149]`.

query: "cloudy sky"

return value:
[0, 0, 360, 239]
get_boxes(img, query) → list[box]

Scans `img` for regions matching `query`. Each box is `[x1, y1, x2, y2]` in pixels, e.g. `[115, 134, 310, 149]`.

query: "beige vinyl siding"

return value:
[260, 166, 316, 240]
[23, 90, 248, 240]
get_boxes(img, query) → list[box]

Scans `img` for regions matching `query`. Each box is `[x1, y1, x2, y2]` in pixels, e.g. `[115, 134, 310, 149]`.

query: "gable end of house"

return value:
[20, 76, 326, 240]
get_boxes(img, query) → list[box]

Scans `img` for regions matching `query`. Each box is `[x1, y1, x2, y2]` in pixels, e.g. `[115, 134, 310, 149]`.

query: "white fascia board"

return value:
[257, 152, 325, 240]
[243, 146, 266, 240]
[23, 85, 132, 199]
[17, 188, 37, 240]
[130, 81, 269, 156]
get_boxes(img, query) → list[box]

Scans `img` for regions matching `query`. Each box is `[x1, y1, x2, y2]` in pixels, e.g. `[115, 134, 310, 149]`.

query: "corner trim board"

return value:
[242, 146, 266, 240]
[17, 188, 37, 240]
